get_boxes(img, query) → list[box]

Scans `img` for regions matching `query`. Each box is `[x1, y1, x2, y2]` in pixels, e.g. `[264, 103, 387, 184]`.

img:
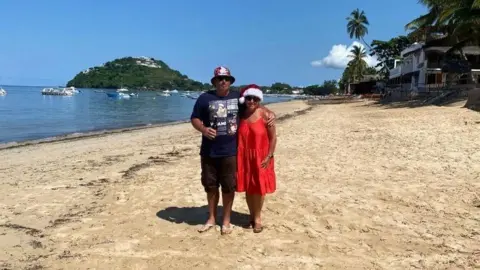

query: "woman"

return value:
[236, 84, 277, 233]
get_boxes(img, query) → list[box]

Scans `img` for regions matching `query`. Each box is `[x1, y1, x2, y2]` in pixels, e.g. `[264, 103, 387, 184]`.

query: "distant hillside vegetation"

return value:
[66, 56, 211, 90]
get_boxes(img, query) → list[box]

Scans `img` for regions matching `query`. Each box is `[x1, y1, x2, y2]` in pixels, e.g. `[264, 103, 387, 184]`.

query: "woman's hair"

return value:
[238, 102, 246, 115]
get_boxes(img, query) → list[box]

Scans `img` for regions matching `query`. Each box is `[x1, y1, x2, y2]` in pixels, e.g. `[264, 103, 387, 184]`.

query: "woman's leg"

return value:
[245, 194, 255, 227]
[252, 194, 265, 232]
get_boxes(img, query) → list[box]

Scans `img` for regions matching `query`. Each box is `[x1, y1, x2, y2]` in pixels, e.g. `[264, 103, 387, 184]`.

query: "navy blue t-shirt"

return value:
[190, 90, 241, 158]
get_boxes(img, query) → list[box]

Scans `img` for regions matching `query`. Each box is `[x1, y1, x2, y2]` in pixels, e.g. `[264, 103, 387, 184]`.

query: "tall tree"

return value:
[370, 36, 411, 80]
[347, 45, 368, 83]
[346, 8, 371, 49]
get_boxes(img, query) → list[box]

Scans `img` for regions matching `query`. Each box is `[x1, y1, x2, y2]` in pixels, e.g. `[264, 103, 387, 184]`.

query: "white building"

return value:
[387, 42, 480, 92]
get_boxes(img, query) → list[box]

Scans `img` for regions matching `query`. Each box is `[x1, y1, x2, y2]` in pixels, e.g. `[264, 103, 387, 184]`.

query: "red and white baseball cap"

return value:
[210, 66, 236, 85]
[239, 84, 263, 104]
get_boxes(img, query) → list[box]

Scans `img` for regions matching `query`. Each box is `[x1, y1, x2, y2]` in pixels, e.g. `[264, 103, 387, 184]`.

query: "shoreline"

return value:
[0, 119, 191, 151]
[0, 99, 304, 151]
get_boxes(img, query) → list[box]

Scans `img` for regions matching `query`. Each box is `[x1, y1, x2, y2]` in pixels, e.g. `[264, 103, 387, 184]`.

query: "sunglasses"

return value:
[245, 96, 260, 102]
[216, 76, 232, 82]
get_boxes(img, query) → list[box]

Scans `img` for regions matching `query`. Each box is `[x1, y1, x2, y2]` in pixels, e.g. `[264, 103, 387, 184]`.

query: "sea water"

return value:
[0, 86, 293, 144]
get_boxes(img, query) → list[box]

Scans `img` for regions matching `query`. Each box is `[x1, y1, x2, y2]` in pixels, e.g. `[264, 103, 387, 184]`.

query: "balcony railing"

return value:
[389, 67, 402, 78]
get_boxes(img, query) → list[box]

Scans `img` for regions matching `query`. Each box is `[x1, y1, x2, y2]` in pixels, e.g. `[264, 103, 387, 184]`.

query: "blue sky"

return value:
[0, 0, 426, 87]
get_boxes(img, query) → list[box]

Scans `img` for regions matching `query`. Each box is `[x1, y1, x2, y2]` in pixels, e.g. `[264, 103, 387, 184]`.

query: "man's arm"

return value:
[260, 105, 276, 126]
[191, 118, 206, 133]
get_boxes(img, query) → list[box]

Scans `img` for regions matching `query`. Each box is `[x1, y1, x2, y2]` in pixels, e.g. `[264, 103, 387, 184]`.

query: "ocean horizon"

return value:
[0, 85, 294, 145]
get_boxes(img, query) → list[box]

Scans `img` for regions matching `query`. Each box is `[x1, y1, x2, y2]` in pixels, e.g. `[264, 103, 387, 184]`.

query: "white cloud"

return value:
[311, 41, 378, 69]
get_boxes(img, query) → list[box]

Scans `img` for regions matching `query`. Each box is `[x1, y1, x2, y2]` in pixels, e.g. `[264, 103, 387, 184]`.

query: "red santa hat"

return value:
[239, 84, 263, 104]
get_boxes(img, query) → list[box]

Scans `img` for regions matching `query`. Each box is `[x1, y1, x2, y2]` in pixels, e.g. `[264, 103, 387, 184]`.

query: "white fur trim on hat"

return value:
[239, 87, 263, 104]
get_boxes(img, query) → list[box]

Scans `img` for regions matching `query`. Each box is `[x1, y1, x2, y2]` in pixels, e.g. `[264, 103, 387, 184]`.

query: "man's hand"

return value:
[265, 111, 276, 127]
[202, 127, 216, 140]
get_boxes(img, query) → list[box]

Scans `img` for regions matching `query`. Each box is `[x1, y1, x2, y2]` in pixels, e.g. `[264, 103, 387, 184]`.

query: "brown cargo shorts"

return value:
[200, 155, 237, 193]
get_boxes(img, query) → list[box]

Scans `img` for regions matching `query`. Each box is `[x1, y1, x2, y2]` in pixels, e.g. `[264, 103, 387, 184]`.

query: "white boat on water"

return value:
[106, 92, 131, 99]
[41, 87, 76, 96]
[170, 89, 179, 93]
[64, 86, 79, 93]
[186, 94, 199, 99]
[0, 88, 6, 96]
[117, 87, 128, 92]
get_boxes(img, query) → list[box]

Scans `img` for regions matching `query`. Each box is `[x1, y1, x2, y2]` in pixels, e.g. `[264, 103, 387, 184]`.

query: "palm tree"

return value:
[347, 45, 368, 83]
[346, 8, 371, 49]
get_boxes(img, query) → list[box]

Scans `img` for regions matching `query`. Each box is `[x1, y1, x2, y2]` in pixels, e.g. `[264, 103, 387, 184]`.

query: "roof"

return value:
[350, 74, 381, 84]
[424, 46, 480, 55]
[401, 42, 424, 57]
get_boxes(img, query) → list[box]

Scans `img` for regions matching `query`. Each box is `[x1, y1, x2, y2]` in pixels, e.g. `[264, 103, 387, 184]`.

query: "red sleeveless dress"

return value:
[236, 116, 276, 195]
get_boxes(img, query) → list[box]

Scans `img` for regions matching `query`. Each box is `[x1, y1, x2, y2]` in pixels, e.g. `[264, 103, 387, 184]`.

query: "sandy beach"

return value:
[1, 99, 479, 269]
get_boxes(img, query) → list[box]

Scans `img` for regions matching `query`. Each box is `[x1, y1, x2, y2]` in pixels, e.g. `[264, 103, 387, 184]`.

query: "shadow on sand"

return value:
[156, 205, 250, 227]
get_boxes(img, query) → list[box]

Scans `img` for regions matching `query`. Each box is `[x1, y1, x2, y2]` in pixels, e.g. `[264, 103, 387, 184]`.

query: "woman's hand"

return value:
[261, 155, 272, 168]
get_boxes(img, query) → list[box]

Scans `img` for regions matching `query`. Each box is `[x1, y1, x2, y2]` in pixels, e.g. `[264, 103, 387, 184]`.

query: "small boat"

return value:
[107, 92, 130, 99]
[41, 87, 75, 96]
[170, 89, 179, 93]
[64, 86, 79, 93]
[129, 93, 138, 97]
[117, 87, 128, 92]
[0, 88, 6, 96]
[186, 94, 199, 99]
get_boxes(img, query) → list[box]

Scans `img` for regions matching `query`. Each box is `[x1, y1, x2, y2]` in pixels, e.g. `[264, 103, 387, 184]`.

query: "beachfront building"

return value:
[349, 74, 383, 95]
[387, 42, 480, 93]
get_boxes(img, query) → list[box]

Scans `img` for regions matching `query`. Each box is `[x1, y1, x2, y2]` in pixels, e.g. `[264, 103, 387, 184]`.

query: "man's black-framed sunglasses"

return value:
[215, 76, 232, 82]
[245, 96, 260, 102]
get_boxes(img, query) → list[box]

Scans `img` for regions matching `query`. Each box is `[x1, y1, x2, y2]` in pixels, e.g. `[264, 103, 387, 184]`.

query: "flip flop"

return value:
[198, 223, 215, 233]
[253, 224, 263, 233]
[221, 224, 234, 235]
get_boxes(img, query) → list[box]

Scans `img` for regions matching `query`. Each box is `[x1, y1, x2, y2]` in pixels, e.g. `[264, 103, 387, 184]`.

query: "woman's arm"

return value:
[261, 110, 277, 168]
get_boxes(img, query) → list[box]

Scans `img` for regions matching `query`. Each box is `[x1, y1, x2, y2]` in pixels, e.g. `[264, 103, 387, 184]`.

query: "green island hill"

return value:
[66, 56, 315, 94]
[66, 56, 212, 91]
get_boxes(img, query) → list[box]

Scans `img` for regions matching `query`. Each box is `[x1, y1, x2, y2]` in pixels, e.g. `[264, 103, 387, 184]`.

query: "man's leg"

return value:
[206, 190, 219, 225]
[199, 156, 219, 232]
[218, 156, 237, 234]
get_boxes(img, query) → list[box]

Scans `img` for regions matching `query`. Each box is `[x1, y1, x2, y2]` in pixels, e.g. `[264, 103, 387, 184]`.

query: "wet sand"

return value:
[0, 99, 479, 269]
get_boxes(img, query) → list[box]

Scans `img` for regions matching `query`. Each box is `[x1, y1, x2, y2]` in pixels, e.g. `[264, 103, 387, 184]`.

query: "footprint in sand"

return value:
[115, 191, 129, 204]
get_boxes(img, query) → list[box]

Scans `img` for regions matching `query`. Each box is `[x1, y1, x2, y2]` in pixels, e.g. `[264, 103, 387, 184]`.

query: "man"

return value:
[190, 66, 275, 235]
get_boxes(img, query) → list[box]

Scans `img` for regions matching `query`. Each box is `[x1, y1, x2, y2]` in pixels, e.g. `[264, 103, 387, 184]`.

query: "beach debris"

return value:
[47, 218, 73, 229]
[121, 162, 152, 179]
[0, 223, 42, 236]
[29, 240, 44, 249]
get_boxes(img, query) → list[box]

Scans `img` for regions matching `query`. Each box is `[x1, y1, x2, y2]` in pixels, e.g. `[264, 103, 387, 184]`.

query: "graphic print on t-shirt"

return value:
[208, 99, 239, 136]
